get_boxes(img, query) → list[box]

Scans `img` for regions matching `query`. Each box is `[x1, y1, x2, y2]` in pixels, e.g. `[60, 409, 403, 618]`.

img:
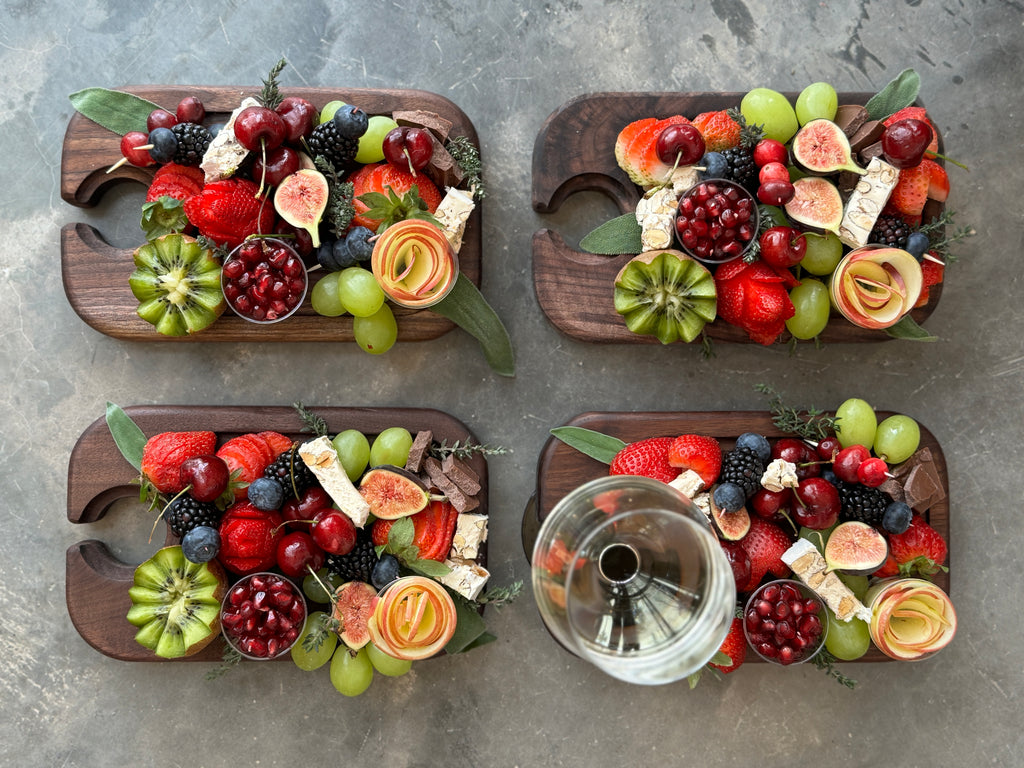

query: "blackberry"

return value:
[325, 530, 379, 583]
[836, 480, 889, 527]
[166, 496, 222, 538]
[722, 146, 758, 192]
[307, 121, 360, 170]
[262, 446, 318, 500]
[868, 215, 910, 249]
[170, 122, 212, 166]
[719, 445, 765, 499]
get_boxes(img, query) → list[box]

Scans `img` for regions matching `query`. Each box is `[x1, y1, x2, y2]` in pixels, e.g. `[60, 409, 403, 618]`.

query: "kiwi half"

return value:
[126, 545, 227, 659]
[129, 233, 226, 336]
[613, 249, 717, 344]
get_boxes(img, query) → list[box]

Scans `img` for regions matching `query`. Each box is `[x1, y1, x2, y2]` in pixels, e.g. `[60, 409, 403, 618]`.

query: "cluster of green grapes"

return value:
[310, 268, 399, 355]
[835, 396, 920, 465]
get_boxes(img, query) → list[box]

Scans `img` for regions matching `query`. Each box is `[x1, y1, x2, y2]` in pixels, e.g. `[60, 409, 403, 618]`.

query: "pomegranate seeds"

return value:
[220, 572, 306, 659]
[221, 238, 308, 324]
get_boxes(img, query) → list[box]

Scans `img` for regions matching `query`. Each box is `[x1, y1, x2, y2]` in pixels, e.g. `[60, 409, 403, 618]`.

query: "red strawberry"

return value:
[614, 117, 659, 174]
[874, 513, 947, 578]
[183, 177, 276, 249]
[914, 258, 945, 308]
[350, 162, 443, 231]
[738, 516, 792, 591]
[217, 501, 285, 575]
[140, 431, 217, 493]
[920, 158, 949, 202]
[217, 433, 278, 498]
[259, 431, 294, 459]
[617, 115, 691, 187]
[708, 617, 747, 674]
[691, 110, 742, 152]
[609, 437, 679, 484]
[886, 163, 930, 219]
[668, 434, 722, 487]
[146, 163, 205, 203]
[372, 499, 458, 562]
[884, 107, 939, 155]
[715, 260, 795, 345]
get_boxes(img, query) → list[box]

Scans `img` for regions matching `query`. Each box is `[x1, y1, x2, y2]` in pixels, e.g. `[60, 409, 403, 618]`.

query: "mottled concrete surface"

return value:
[2, 0, 1022, 766]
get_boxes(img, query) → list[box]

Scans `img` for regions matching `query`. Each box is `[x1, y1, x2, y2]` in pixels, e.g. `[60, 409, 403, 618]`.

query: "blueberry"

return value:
[333, 105, 369, 139]
[332, 237, 358, 269]
[905, 231, 930, 261]
[735, 432, 771, 465]
[882, 501, 913, 534]
[316, 240, 340, 271]
[206, 122, 227, 139]
[247, 477, 285, 511]
[147, 127, 178, 164]
[345, 226, 375, 262]
[700, 152, 728, 179]
[821, 468, 839, 486]
[371, 554, 401, 590]
[181, 526, 220, 563]
[713, 482, 746, 513]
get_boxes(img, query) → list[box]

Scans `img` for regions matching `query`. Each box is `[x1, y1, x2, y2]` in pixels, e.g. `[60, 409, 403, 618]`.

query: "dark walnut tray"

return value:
[61, 86, 482, 342]
[531, 92, 944, 344]
[67, 405, 489, 661]
[526, 410, 950, 663]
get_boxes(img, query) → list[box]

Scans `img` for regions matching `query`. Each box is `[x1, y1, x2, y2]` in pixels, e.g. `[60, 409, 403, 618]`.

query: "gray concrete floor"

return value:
[3, 0, 1022, 765]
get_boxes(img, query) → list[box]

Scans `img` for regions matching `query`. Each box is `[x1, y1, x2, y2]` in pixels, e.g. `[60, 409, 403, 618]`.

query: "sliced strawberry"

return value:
[217, 434, 275, 498]
[667, 434, 722, 487]
[708, 617, 746, 674]
[921, 258, 945, 288]
[614, 117, 659, 173]
[886, 163, 930, 219]
[183, 177, 276, 249]
[920, 158, 949, 202]
[141, 431, 217, 493]
[370, 500, 458, 562]
[621, 115, 691, 187]
[609, 436, 679, 484]
[691, 110, 742, 152]
[258, 431, 294, 459]
[217, 502, 285, 575]
[146, 163, 205, 203]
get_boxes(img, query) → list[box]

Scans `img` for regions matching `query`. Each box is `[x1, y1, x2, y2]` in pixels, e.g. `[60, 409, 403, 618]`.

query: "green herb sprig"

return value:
[205, 645, 243, 680]
[446, 135, 485, 199]
[313, 157, 356, 237]
[429, 439, 509, 461]
[258, 59, 287, 110]
[812, 649, 857, 689]
[293, 401, 330, 437]
[917, 209, 975, 263]
[755, 384, 837, 440]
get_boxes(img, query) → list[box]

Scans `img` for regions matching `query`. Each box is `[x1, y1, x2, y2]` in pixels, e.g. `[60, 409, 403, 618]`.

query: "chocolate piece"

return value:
[441, 454, 481, 496]
[393, 110, 453, 142]
[859, 141, 885, 165]
[834, 104, 869, 138]
[849, 120, 885, 153]
[405, 430, 433, 473]
[423, 133, 465, 190]
[892, 448, 946, 512]
[423, 457, 478, 512]
[878, 478, 906, 503]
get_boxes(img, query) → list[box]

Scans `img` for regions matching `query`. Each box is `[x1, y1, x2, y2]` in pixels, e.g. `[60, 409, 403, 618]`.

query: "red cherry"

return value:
[834, 445, 871, 483]
[792, 477, 840, 529]
[757, 179, 796, 206]
[759, 226, 807, 269]
[179, 455, 231, 503]
[816, 435, 841, 461]
[655, 123, 706, 166]
[175, 96, 206, 124]
[276, 96, 318, 143]
[881, 118, 933, 169]
[857, 457, 890, 487]
[753, 138, 788, 167]
[382, 126, 434, 174]
[719, 541, 751, 593]
[233, 106, 287, 152]
[276, 531, 326, 578]
[758, 162, 790, 184]
[311, 510, 357, 555]
[251, 146, 301, 188]
[146, 109, 177, 132]
[751, 487, 792, 520]
[119, 131, 156, 168]
[281, 486, 332, 530]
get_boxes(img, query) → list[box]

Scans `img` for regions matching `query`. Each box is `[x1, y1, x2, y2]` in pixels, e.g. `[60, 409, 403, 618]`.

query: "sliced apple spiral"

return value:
[865, 578, 956, 661]
[830, 246, 923, 329]
[366, 576, 458, 661]
[371, 219, 459, 308]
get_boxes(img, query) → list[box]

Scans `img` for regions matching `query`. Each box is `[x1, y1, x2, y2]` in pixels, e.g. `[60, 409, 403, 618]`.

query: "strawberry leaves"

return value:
[375, 517, 452, 579]
[357, 185, 440, 234]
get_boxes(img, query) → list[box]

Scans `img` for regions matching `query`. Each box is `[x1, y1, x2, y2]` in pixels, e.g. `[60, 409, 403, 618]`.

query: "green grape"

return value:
[332, 429, 371, 481]
[836, 572, 870, 601]
[353, 303, 398, 355]
[319, 100, 346, 124]
[800, 231, 844, 276]
[824, 610, 871, 661]
[337, 267, 386, 318]
[873, 414, 920, 464]
[291, 611, 338, 671]
[303, 567, 344, 604]
[740, 87, 799, 143]
[370, 427, 414, 467]
[330, 646, 374, 696]
[355, 115, 399, 164]
[834, 397, 877, 449]
[310, 272, 347, 317]
[795, 82, 838, 125]
[367, 642, 413, 677]
[786, 278, 830, 340]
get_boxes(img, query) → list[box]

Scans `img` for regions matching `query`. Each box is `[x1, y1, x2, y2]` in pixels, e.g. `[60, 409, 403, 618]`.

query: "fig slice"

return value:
[710, 494, 751, 541]
[358, 465, 429, 520]
[792, 119, 865, 175]
[824, 521, 888, 574]
[332, 581, 379, 650]
[784, 177, 844, 234]
[274, 168, 329, 248]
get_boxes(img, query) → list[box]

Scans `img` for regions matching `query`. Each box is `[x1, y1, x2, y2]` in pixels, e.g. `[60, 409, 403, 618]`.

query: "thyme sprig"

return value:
[476, 580, 523, 609]
[755, 383, 837, 440]
[429, 439, 509, 461]
[205, 645, 243, 680]
[258, 58, 287, 110]
[917, 209, 975, 263]
[313, 157, 356, 236]
[447, 135, 485, 199]
[812, 649, 857, 689]
[293, 401, 330, 437]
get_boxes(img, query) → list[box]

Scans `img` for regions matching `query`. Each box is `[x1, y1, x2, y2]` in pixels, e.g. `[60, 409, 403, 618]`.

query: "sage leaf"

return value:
[432, 273, 515, 377]
[410, 559, 452, 579]
[885, 315, 939, 341]
[550, 426, 626, 464]
[105, 402, 146, 472]
[579, 213, 643, 255]
[444, 593, 488, 654]
[461, 631, 497, 652]
[865, 69, 921, 121]
[387, 517, 416, 551]
[69, 88, 162, 136]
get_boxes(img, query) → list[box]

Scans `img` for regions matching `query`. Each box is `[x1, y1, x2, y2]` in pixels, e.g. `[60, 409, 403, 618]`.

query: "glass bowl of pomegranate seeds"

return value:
[221, 237, 308, 324]
[220, 572, 307, 660]
[743, 579, 828, 666]
[674, 179, 759, 265]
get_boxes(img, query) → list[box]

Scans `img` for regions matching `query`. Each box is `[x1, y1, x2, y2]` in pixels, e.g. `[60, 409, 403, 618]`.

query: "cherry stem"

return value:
[149, 486, 191, 543]
[403, 148, 418, 177]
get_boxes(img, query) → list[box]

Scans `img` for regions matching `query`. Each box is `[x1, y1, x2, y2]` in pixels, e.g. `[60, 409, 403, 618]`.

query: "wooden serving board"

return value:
[528, 410, 950, 663]
[531, 91, 943, 344]
[61, 86, 482, 342]
[66, 405, 488, 661]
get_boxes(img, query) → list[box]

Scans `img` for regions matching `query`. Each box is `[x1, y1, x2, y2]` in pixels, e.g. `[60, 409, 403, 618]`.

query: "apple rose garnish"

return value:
[371, 219, 459, 308]
[366, 576, 458, 661]
[865, 578, 956, 661]
[830, 246, 923, 329]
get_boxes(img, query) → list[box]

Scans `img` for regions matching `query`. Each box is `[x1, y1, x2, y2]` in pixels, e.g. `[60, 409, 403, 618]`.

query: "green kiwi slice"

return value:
[613, 249, 717, 344]
[129, 233, 226, 336]
[126, 545, 227, 659]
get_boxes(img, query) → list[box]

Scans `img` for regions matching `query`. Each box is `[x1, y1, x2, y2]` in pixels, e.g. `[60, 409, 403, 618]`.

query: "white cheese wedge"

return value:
[781, 539, 872, 622]
[761, 458, 799, 492]
[298, 436, 370, 528]
[433, 187, 475, 253]
[668, 469, 705, 499]
[438, 559, 490, 601]
[200, 96, 259, 183]
[838, 157, 900, 248]
[450, 513, 488, 561]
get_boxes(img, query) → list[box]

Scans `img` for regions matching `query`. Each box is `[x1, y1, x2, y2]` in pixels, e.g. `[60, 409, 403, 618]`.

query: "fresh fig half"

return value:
[792, 119, 865, 175]
[784, 177, 844, 234]
[359, 465, 429, 520]
[274, 168, 329, 248]
[332, 581, 378, 650]
[710, 493, 751, 541]
[824, 521, 888, 575]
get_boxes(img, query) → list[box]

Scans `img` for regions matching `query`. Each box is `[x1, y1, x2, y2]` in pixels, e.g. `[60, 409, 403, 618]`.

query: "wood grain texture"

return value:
[61, 86, 481, 342]
[527, 410, 950, 663]
[531, 91, 944, 345]
[67, 405, 488, 661]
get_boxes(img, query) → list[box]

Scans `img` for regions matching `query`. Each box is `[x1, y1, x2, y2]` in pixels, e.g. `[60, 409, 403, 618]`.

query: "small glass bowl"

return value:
[674, 178, 759, 265]
[743, 579, 828, 666]
[220, 572, 307, 660]
[221, 237, 308, 324]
